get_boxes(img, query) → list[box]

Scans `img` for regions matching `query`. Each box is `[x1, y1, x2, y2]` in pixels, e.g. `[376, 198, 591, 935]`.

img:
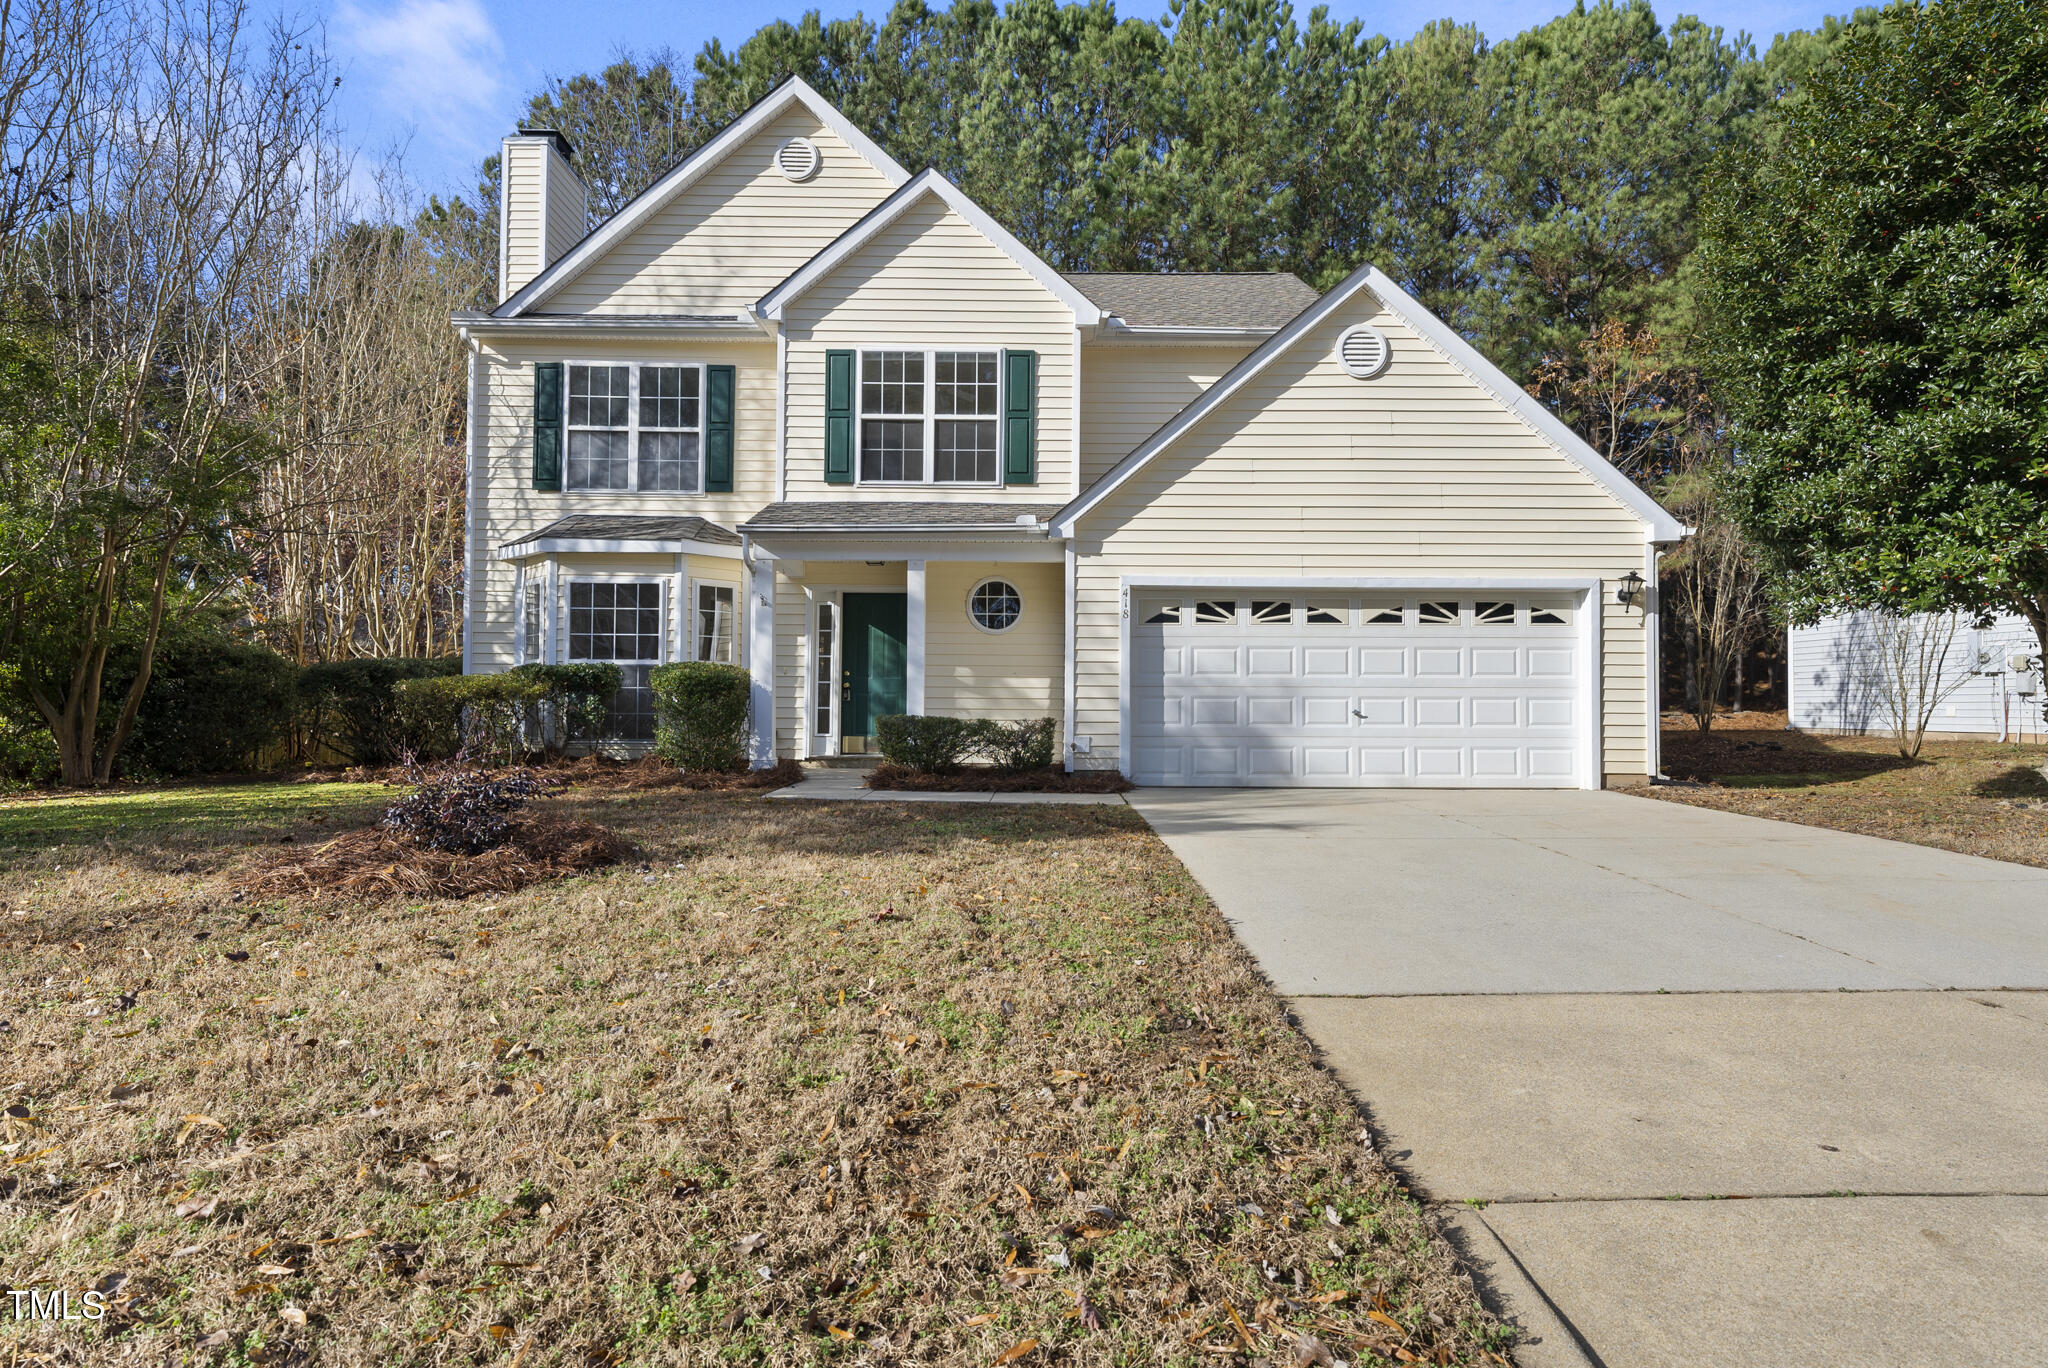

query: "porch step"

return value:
[808, 755, 882, 770]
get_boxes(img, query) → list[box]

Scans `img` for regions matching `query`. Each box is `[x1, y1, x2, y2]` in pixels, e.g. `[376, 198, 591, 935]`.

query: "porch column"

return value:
[747, 550, 776, 768]
[906, 558, 926, 715]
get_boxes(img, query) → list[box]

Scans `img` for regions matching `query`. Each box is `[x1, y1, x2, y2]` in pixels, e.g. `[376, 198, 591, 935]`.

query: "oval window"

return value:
[969, 578, 1022, 632]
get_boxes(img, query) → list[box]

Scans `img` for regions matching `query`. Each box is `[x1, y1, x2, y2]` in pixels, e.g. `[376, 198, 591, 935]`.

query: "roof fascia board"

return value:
[495, 78, 910, 319]
[460, 314, 763, 336]
[498, 536, 744, 560]
[756, 169, 1102, 325]
[1357, 267, 1686, 542]
[1051, 263, 1682, 542]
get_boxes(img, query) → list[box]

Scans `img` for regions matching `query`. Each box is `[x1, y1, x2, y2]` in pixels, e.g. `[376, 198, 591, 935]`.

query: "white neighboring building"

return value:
[1787, 611, 2045, 740]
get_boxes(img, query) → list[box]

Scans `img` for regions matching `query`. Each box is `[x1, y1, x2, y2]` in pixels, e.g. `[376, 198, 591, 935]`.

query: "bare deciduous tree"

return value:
[1870, 610, 1971, 759]
[8, 0, 335, 785]
[1660, 452, 1772, 734]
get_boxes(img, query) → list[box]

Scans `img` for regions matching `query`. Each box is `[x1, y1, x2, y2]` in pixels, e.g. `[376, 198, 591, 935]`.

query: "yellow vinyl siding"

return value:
[1070, 290, 1654, 779]
[1078, 342, 1256, 489]
[499, 141, 545, 303]
[924, 562, 1062, 723]
[466, 336, 769, 673]
[545, 110, 895, 316]
[782, 194, 1075, 501]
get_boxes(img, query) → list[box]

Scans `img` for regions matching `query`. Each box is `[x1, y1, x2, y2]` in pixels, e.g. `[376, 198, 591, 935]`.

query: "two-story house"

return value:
[455, 78, 1683, 788]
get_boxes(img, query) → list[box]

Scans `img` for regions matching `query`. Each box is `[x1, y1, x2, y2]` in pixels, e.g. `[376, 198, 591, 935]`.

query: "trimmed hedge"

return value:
[875, 714, 1061, 774]
[511, 662, 622, 755]
[395, 673, 551, 765]
[650, 662, 751, 772]
[298, 657, 462, 765]
[130, 636, 298, 776]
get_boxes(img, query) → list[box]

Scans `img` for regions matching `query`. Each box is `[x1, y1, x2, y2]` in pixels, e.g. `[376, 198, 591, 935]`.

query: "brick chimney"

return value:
[498, 128, 587, 304]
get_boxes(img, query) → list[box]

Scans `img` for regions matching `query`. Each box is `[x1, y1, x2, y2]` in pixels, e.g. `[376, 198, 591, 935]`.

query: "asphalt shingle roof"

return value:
[742, 502, 1062, 531]
[1060, 272, 1320, 330]
[502, 514, 741, 546]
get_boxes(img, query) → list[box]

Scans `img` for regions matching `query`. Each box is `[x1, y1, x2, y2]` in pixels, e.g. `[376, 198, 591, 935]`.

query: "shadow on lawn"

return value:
[1660, 728, 1925, 786]
[1971, 764, 2048, 799]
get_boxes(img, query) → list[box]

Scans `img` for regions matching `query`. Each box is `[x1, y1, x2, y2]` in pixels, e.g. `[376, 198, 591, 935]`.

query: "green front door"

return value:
[840, 592, 907, 745]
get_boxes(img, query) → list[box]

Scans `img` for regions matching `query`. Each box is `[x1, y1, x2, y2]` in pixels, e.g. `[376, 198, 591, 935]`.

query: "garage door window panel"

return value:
[1195, 600, 1238, 625]
[1418, 601, 1460, 626]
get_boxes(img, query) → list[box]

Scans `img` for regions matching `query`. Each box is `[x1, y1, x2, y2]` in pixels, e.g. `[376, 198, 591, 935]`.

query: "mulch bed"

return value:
[867, 762, 1134, 793]
[236, 812, 634, 900]
[1659, 712, 1915, 783]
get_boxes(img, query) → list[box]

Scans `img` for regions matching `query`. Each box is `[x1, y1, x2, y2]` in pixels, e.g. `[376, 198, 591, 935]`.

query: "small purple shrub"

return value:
[382, 766, 560, 855]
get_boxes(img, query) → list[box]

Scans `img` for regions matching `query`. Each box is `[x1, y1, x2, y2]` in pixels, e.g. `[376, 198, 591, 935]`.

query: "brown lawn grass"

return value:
[0, 783, 1503, 1367]
[1643, 710, 2048, 868]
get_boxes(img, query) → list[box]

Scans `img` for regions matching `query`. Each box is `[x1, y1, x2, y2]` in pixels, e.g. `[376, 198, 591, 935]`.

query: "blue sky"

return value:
[317, 0, 1851, 202]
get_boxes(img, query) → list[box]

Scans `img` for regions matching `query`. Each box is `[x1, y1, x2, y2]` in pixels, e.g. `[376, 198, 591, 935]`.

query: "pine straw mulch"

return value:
[235, 812, 635, 901]
[868, 763, 1135, 793]
[2, 790, 1509, 1367]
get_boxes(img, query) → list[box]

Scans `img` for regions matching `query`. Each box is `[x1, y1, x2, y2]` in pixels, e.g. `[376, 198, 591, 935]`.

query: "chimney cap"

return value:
[513, 127, 577, 161]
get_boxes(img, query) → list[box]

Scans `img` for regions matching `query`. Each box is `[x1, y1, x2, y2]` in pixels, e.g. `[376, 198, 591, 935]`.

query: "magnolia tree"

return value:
[1697, 0, 2048, 665]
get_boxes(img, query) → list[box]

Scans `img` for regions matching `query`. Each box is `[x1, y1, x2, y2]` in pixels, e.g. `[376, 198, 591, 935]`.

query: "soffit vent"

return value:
[777, 136, 822, 183]
[1337, 324, 1391, 379]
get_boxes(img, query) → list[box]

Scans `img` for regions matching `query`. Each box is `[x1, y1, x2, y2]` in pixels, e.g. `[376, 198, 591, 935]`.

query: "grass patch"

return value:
[1644, 711, 2048, 868]
[0, 782, 1502, 1365]
[0, 782, 389, 853]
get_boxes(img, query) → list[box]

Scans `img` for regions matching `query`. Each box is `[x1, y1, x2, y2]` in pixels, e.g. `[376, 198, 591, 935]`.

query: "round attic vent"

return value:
[777, 136, 821, 182]
[1337, 324, 1391, 379]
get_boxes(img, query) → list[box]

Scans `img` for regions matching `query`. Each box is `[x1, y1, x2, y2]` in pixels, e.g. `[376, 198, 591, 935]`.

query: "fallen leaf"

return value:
[1368, 1309, 1405, 1334]
[734, 1232, 767, 1256]
[256, 1263, 296, 1278]
[1292, 1331, 1336, 1366]
[993, 1339, 1039, 1365]
[174, 1195, 220, 1219]
[279, 1306, 307, 1329]
[1074, 1291, 1105, 1331]
[195, 1329, 232, 1349]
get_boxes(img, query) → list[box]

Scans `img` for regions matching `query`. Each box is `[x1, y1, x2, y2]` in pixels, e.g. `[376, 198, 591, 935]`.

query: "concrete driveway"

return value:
[1128, 788, 2048, 1368]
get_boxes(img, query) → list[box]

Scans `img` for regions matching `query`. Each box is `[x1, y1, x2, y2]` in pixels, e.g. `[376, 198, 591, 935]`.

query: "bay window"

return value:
[567, 579, 664, 740]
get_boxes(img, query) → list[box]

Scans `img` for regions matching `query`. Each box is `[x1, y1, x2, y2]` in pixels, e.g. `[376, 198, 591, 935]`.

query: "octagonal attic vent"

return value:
[777, 136, 821, 182]
[1337, 324, 1391, 379]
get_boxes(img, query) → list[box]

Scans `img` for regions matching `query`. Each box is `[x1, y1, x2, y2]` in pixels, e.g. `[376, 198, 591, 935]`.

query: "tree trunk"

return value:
[1733, 645, 1746, 714]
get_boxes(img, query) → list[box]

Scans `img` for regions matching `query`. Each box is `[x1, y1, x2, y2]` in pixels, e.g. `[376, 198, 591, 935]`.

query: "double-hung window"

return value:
[695, 583, 737, 664]
[858, 348, 999, 484]
[567, 580, 664, 740]
[565, 363, 702, 493]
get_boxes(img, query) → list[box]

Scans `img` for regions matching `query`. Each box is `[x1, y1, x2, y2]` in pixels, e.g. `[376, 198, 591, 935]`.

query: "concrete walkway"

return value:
[1127, 788, 2048, 1368]
[770, 764, 1127, 805]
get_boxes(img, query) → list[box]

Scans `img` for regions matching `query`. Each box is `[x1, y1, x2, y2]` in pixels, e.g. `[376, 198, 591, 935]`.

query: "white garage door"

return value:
[1130, 592, 1585, 787]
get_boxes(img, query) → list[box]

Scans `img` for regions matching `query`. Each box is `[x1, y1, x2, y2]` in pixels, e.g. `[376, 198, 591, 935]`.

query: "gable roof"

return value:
[494, 78, 910, 319]
[1063, 272, 1318, 331]
[1049, 263, 1686, 542]
[755, 169, 1103, 325]
[499, 514, 741, 558]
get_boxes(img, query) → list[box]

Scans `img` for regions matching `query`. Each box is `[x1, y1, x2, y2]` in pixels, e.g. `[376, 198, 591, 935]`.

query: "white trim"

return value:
[462, 346, 482, 673]
[499, 536, 742, 561]
[689, 576, 742, 665]
[457, 314, 760, 336]
[906, 559, 926, 713]
[1062, 543, 1078, 771]
[744, 537, 1063, 563]
[511, 564, 527, 666]
[1644, 543, 1662, 778]
[543, 557, 559, 664]
[1116, 573, 1605, 791]
[1050, 264, 1684, 543]
[499, 79, 910, 318]
[805, 590, 844, 758]
[755, 168, 1103, 325]
[774, 327, 789, 503]
[746, 543, 777, 768]
[1070, 323, 1082, 500]
[496, 142, 511, 307]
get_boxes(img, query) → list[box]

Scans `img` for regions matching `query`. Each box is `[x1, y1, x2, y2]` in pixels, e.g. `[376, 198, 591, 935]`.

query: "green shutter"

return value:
[532, 361, 563, 491]
[824, 349, 855, 484]
[705, 364, 734, 492]
[1002, 348, 1036, 485]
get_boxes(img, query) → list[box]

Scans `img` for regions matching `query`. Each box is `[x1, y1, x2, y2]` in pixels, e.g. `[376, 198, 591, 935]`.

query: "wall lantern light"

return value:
[1616, 570, 1647, 612]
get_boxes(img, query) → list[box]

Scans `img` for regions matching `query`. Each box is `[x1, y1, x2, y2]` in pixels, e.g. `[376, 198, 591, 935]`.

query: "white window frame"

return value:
[966, 576, 1024, 634]
[691, 579, 740, 664]
[563, 575, 671, 666]
[854, 345, 1003, 487]
[562, 360, 707, 495]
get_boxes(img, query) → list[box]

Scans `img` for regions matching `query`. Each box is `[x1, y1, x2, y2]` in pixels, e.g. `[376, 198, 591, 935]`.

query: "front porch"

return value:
[738, 502, 1067, 765]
